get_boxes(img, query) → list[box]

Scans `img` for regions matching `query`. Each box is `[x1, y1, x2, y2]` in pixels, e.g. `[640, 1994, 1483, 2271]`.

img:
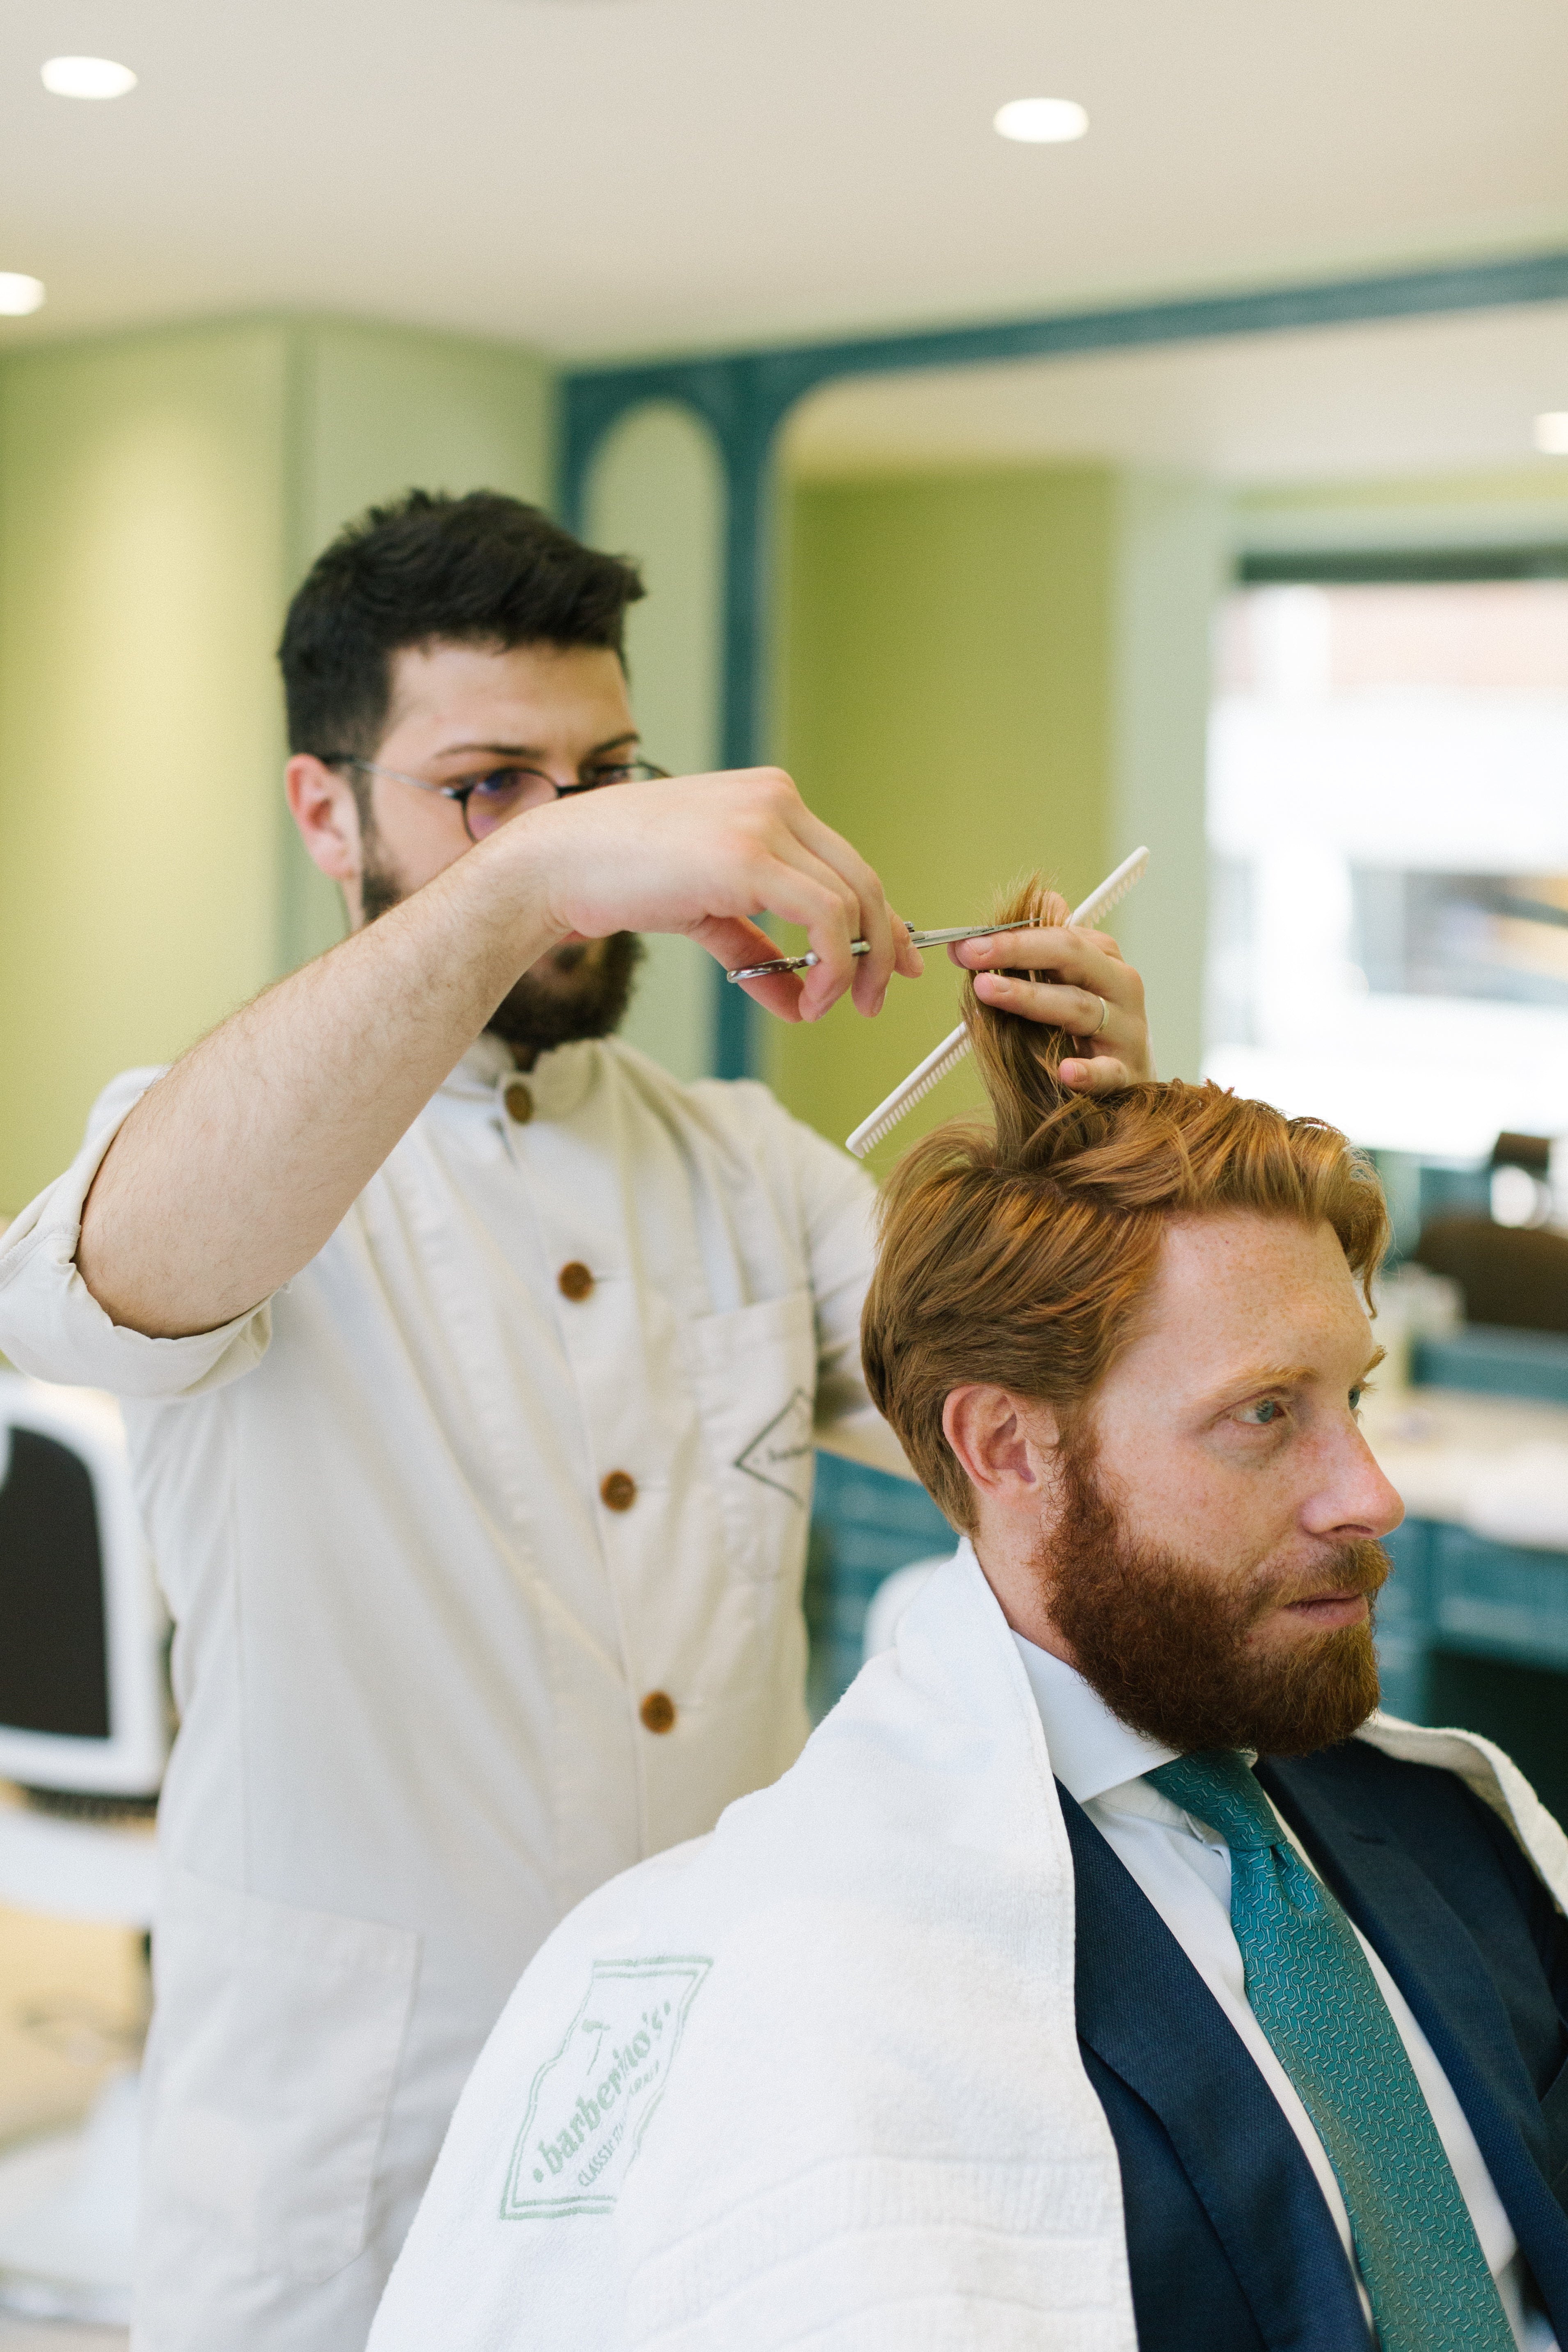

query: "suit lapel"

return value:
[1060, 1787, 1367, 2352]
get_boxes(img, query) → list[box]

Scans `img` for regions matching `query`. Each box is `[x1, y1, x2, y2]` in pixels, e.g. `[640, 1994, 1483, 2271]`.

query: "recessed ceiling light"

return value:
[0, 273, 46, 317]
[1535, 412, 1568, 456]
[42, 55, 137, 100]
[994, 96, 1088, 145]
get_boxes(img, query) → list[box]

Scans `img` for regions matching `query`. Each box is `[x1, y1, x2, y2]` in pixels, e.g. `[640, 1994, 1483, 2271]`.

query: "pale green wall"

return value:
[585, 401, 724, 1082]
[770, 466, 1116, 1155]
[0, 315, 553, 1214]
[768, 462, 1218, 1157]
[292, 318, 554, 561]
[1110, 472, 1227, 1086]
[0, 323, 290, 1213]
[277, 318, 556, 970]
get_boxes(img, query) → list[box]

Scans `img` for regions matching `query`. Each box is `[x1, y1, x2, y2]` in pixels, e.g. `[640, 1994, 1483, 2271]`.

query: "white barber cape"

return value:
[0, 1033, 905, 2352]
[370, 1543, 1568, 2352]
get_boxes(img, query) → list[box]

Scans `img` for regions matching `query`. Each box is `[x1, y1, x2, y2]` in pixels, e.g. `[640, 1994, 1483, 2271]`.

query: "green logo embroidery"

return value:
[501, 1956, 712, 2219]
[734, 1389, 814, 1505]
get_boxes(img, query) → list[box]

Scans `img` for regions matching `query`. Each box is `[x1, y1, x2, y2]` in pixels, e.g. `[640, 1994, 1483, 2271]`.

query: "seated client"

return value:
[371, 889, 1568, 2352]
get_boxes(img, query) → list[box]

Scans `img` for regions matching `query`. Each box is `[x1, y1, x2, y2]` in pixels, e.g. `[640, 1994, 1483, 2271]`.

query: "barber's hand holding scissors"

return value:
[948, 891, 1154, 1092]
[524, 767, 923, 1024]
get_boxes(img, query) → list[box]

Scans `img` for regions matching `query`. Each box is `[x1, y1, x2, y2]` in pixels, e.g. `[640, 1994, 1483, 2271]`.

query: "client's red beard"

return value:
[1042, 1437, 1390, 1757]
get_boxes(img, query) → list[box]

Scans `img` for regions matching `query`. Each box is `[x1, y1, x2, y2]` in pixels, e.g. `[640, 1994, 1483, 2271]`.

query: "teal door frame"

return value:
[559, 248, 1568, 1079]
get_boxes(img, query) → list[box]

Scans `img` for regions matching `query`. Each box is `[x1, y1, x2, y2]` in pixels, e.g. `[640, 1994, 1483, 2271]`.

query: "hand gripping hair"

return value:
[860, 872, 1391, 1532]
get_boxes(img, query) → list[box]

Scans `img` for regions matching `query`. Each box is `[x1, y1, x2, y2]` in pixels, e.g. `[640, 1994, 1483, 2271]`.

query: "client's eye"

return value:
[1238, 1397, 1284, 1427]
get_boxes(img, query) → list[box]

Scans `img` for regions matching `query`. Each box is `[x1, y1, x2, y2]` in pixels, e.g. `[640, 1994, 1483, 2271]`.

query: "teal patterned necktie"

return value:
[1146, 1750, 1515, 2352]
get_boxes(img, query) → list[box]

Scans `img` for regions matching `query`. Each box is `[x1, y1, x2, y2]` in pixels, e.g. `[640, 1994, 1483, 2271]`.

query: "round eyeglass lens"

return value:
[463, 769, 553, 837]
[462, 760, 666, 839]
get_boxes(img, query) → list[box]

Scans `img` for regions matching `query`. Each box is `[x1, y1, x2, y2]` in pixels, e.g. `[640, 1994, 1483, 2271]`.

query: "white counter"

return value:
[1363, 1386, 1568, 1553]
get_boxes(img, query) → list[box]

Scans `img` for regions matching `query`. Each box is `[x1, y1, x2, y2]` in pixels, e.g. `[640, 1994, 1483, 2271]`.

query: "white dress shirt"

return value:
[1014, 1635, 1557, 2351]
[0, 1032, 908, 2351]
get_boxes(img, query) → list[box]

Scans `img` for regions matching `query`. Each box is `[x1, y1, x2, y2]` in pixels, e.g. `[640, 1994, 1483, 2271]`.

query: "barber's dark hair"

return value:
[278, 489, 646, 760]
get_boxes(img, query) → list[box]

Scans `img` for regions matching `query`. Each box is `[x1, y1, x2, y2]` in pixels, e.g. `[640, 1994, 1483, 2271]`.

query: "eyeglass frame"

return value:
[314, 753, 671, 842]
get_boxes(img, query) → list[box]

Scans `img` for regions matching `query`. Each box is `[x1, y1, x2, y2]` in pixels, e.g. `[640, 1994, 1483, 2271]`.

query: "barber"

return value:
[0, 490, 1152, 2352]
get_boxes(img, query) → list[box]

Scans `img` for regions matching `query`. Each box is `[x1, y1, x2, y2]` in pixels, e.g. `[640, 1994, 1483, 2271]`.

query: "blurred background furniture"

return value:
[1373, 1149, 1568, 1816]
[1413, 1171, 1568, 1334]
[805, 1457, 955, 1720]
[0, 1377, 165, 2327]
[1413, 1222, 1568, 1334]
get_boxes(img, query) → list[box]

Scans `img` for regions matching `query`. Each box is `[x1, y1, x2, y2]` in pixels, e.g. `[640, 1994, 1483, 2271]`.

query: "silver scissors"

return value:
[726, 916, 1046, 982]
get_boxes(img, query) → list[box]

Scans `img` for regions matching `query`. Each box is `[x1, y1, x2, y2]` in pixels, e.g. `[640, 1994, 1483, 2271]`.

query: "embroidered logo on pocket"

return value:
[501, 1956, 711, 2219]
[734, 1389, 813, 1505]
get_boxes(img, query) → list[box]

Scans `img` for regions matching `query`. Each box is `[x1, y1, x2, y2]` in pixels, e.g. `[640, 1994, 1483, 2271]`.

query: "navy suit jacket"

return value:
[1060, 1741, 1568, 2352]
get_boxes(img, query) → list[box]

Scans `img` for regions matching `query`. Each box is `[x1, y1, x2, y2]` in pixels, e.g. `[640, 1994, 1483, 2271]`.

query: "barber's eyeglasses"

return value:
[318, 755, 668, 842]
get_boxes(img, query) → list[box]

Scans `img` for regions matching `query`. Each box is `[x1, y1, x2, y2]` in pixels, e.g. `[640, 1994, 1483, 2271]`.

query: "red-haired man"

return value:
[370, 954, 1568, 2352]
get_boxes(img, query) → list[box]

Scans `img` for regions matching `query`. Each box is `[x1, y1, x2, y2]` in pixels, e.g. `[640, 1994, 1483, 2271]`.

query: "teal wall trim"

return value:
[560, 249, 1568, 1079]
[1412, 1324, 1568, 1405]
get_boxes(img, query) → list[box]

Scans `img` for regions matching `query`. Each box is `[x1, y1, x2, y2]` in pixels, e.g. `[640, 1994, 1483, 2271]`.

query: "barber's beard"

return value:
[360, 842, 642, 1059]
[1040, 1438, 1389, 1757]
[483, 932, 643, 1057]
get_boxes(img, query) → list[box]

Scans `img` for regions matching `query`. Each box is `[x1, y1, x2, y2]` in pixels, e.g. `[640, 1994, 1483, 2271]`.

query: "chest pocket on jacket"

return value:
[684, 1290, 819, 1585]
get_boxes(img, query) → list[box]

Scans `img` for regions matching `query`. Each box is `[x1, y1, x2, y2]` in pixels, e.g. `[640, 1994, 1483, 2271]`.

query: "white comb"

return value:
[845, 846, 1150, 1159]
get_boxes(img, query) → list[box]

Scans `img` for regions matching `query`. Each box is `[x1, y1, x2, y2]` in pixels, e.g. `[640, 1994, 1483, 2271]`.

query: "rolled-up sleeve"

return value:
[0, 1067, 272, 1399]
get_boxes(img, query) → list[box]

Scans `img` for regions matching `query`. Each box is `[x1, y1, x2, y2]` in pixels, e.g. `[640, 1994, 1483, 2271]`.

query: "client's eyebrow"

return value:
[1198, 1364, 1314, 1413]
[1198, 1347, 1387, 1417]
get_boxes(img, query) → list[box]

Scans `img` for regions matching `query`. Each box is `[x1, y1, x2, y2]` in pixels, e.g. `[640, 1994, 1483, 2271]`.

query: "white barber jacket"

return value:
[0, 1033, 907, 2351]
[368, 1542, 1568, 2352]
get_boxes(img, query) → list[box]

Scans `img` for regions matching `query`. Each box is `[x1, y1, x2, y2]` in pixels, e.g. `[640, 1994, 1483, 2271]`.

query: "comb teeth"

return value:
[845, 846, 1150, 1160]
[846, 1027, 970, 1157]
[1071, 845, 1149, 931]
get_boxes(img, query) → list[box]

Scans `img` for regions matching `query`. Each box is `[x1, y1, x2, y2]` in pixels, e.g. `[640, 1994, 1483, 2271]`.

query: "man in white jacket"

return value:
[0, 498, 1151, 2350]
[371, 913, 1568, 2352]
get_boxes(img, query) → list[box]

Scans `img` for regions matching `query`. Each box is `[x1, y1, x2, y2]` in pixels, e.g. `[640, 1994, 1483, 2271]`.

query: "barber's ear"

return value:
[286, 756, 364, 887]
[943, 1387, 1061, 1512]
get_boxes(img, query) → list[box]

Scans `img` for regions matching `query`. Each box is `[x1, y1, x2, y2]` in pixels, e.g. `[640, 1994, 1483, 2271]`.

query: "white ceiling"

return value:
[784, 302, 1568, 486]
[0, 0, 1566, 361]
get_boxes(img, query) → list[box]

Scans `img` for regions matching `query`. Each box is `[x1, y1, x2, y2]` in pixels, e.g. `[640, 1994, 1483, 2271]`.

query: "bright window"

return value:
[1205, 579, 1568, 1162]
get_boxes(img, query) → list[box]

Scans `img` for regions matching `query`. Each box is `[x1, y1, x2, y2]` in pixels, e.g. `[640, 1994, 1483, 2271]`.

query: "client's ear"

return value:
[943, 1388, 1062, 1515]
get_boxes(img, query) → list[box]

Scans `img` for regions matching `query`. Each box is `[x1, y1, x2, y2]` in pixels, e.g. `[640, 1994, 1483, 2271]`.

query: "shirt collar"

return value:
[453, 1033, 515, 1090]
[444, 1034, 600, 1122]
[1011, 1628, 1179, 1803]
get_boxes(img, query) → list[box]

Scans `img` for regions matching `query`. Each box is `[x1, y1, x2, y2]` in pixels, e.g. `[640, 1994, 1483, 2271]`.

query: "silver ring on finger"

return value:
[1089, 994, 1109, 1037]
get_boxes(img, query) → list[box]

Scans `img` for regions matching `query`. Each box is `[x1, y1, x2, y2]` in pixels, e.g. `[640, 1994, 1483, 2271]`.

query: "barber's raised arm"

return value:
[75, 771, 921, 1341]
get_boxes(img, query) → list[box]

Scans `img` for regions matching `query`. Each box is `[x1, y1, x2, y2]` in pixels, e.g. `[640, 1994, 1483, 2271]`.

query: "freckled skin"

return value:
[948, 1211, 1406, 1671]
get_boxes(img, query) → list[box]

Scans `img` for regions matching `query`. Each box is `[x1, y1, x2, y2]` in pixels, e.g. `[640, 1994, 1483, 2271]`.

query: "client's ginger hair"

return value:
[861, 873, 1390, 1532]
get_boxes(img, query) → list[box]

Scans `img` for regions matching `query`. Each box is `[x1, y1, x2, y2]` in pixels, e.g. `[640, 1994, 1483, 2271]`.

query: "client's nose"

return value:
[1309, 1423, 1405, 1544]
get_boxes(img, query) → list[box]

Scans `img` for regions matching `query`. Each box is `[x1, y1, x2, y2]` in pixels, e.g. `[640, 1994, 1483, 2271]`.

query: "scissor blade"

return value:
[727, 912, 1050, 982]
[904, 916, 1043, 949]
